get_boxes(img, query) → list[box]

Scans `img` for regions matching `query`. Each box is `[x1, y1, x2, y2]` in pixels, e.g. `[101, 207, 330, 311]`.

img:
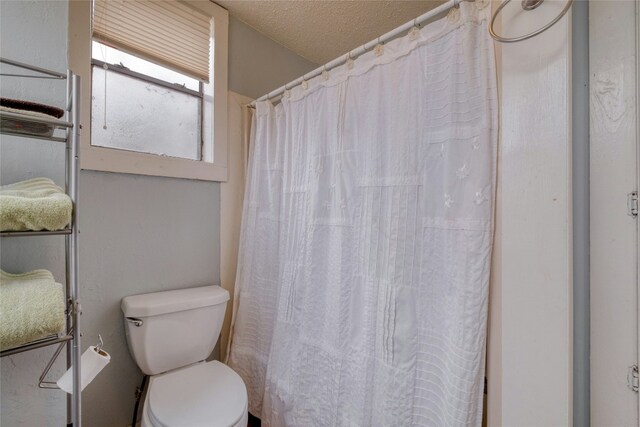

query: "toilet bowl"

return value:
[141, 361, 247, 427]
[122, 286, 248, 427]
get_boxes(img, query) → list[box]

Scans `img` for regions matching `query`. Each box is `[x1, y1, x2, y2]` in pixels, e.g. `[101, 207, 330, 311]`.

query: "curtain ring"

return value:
[374, 36, 385, 57]
[409, 18, 421, 40]
[322, 64, 329, 80]
[345, 51, 355, 70]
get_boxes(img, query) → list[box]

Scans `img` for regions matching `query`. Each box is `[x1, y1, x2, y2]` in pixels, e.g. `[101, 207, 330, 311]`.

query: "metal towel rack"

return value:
[0, 56, 83, 427]
[490, 0, 574, 43]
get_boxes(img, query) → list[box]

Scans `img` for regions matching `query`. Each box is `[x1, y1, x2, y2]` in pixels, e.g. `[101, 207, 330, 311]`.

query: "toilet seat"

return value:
[144, 361, 248, 427]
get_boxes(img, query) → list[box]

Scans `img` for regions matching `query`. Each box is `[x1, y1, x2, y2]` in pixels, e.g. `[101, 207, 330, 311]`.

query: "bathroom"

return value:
[0, 0, 637, 426]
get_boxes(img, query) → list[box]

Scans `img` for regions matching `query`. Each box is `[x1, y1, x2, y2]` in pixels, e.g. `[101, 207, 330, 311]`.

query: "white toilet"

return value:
[122, 286, 248, 427]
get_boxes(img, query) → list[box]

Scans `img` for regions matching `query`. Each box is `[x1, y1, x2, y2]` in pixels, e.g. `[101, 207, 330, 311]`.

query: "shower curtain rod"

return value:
[250, 0, 469, 106]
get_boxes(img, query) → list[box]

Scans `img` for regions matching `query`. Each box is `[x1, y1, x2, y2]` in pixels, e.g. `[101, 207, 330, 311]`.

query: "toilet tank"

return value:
[121, 286, 229, 375]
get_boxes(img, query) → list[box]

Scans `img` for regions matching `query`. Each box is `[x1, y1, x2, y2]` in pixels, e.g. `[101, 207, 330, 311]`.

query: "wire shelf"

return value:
[0, 228, 72, 237]
[0, 333, 73, 358]
[0, 110, 72, 143]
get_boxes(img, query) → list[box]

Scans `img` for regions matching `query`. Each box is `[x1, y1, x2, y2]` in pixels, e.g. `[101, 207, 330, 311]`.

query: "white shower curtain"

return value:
[228, 2, 497, 425]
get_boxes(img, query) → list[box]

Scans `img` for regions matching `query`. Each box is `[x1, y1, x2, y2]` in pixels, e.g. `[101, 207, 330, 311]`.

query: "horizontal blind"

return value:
[93, 0, 211, 82]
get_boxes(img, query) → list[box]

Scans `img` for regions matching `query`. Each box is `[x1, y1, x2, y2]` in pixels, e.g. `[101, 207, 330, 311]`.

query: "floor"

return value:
[248, 412, 261, 427]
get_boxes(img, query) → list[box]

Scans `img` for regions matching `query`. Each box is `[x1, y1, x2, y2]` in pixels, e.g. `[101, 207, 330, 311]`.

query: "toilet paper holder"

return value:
[38, 333, 104, 390]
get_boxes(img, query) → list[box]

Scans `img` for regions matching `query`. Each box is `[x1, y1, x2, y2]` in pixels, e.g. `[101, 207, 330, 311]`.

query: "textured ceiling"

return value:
[215, 1, 446, 64]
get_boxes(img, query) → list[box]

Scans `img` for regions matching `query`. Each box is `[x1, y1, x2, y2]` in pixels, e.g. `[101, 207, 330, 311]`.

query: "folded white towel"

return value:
[0, 177, 72, 231]
[0, 269, 66, 350]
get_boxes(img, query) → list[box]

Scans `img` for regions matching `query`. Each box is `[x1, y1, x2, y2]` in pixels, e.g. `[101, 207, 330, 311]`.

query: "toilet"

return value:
[122, 286, 248, 427]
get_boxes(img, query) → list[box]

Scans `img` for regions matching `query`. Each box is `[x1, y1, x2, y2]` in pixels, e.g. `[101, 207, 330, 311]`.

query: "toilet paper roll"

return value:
[57, 345, 111, 394]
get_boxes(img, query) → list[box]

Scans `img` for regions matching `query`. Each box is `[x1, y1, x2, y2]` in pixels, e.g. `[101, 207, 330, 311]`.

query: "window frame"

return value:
[69, 0, 229, 182]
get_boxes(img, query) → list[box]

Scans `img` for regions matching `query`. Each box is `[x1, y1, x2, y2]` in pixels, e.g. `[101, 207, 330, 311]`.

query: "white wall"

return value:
[228, 16, 317, 99]
[0, 1, 316, 426]
[487, 1, 573, 425]
[0, 2, 70, 425]
[0, 1, 580, 425]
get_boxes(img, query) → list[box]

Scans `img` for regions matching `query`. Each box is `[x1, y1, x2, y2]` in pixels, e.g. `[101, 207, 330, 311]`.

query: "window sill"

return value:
[81, 145, 228, 182]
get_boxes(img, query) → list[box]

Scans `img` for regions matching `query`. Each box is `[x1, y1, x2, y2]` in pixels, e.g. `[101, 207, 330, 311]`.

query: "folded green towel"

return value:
[0, 177, 72, 231]
[0, 269, 66, 350]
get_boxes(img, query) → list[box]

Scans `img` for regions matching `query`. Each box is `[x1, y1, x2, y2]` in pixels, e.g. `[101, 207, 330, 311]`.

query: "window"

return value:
[69, 1, 229, 181]
[91, 41, 208, 160]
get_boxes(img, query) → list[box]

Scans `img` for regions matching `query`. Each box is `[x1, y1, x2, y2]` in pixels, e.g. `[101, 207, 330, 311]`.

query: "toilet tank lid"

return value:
[121, 286, 229, 318]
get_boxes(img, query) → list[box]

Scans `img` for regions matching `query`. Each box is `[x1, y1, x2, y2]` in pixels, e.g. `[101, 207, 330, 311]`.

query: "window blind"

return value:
[93, 0, 211, 82]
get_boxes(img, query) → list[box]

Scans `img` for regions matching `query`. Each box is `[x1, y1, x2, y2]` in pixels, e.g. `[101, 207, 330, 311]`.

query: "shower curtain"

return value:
[228, 2, 497, 425]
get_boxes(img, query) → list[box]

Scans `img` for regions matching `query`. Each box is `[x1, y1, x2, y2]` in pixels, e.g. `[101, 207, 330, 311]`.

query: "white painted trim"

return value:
[488, 0, 574, 425]
[69, 0, 229, 182]
[486, 5, 503, 418]
[220, 91, 253, 361]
